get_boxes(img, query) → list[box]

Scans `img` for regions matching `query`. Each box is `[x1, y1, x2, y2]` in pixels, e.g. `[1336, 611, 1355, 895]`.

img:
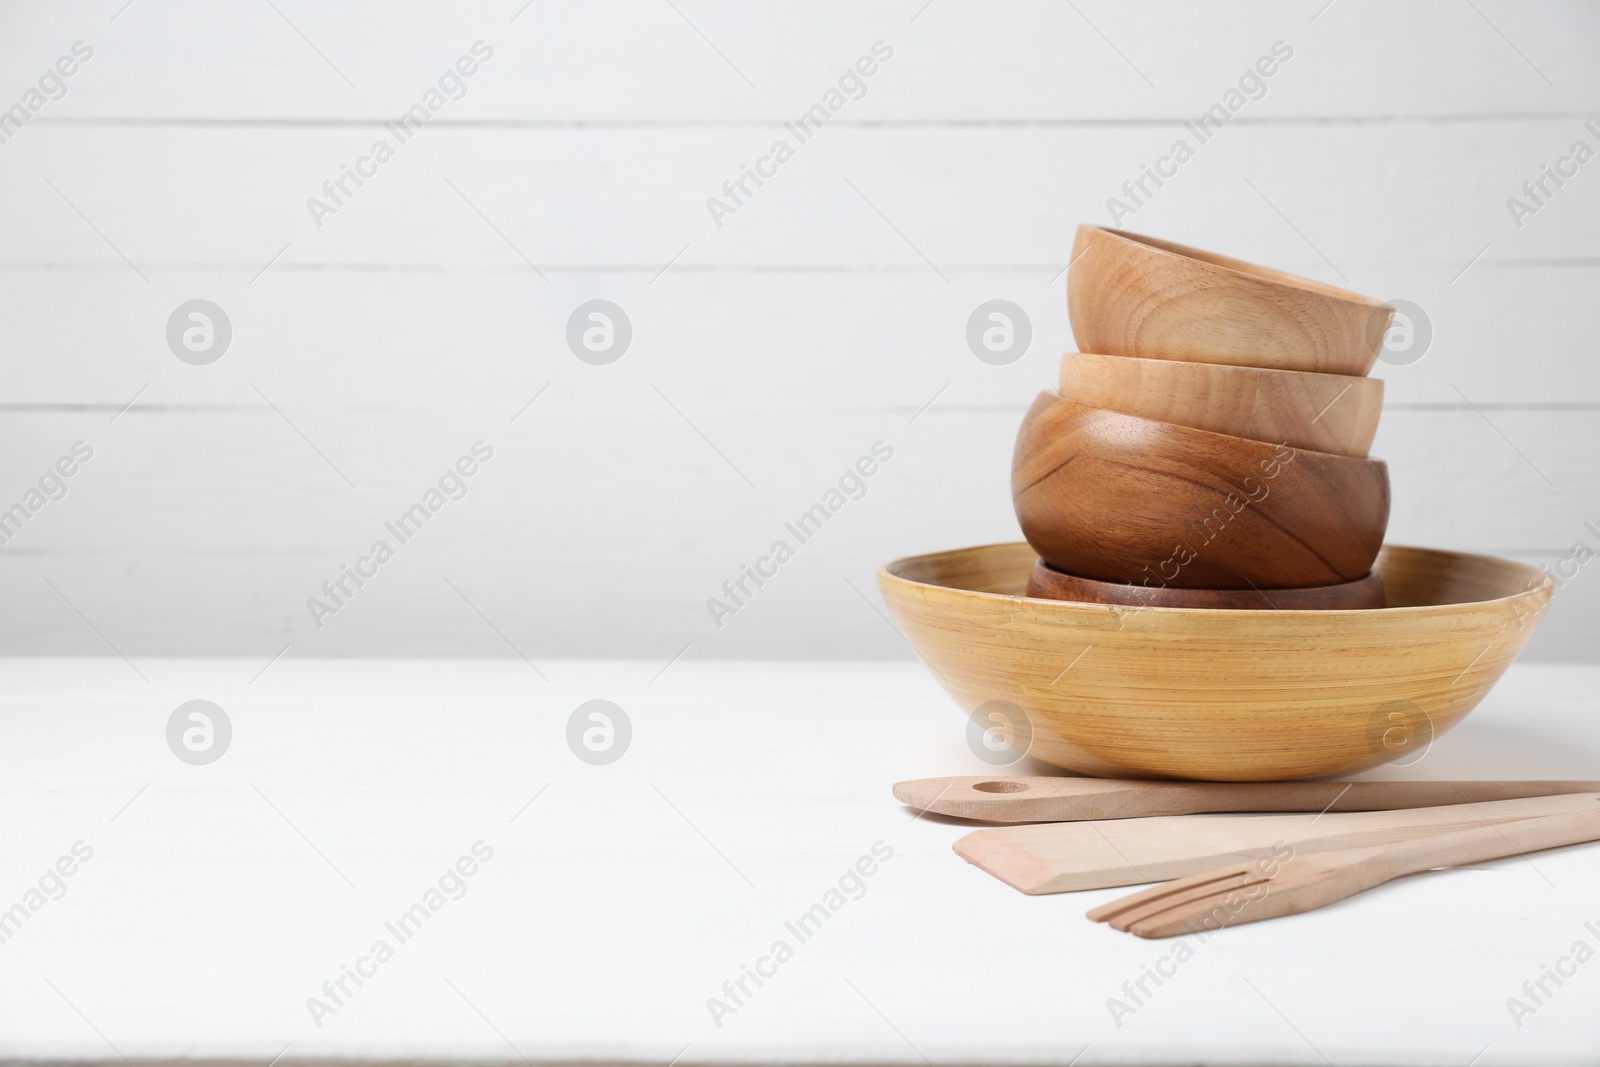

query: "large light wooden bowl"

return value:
[878, 542, 1553, 781]
[1014, 393, 1390, 588]
[1067, 225, 1394, 377]
[1060, 351, 1383, 458]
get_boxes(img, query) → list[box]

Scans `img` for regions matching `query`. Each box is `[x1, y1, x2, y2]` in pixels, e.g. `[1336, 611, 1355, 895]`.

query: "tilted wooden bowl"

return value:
[878, 542, 1553, 781]
[1025, 559, 1387, 610]
[1060, 351, 1383, 458]
[1013, 394, 1390, 589]
[1067, 224, 1394, 377]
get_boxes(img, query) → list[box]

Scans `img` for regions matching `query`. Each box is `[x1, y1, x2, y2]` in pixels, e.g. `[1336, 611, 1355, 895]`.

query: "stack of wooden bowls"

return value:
[1014, 224, 1397, 610]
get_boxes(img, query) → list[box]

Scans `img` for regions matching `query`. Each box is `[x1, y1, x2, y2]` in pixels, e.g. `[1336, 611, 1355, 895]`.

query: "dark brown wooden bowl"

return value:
[1025, 558, 1387, 609]
[1012, 393, 1391, 589]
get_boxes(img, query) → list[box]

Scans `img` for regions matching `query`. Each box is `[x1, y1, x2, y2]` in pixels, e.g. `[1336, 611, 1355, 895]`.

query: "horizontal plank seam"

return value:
[1, 403, 1594, 413]
[0, 548, 1579, 558]
[2, 261, 1597, 274]
[30, 112, 1600, 128]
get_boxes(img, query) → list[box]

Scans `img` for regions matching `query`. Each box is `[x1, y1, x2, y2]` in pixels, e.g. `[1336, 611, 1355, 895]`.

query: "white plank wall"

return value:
[0, 0, 1596, 662]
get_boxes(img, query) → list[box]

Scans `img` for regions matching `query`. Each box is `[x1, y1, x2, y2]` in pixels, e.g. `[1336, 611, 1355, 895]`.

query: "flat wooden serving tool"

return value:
[954, 793, 1600, 894]
[1088, 798, 1600, 938]
[894, 775, 1600, 823]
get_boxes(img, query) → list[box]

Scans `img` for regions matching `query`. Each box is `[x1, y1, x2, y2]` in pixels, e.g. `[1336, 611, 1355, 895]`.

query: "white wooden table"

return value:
[2, 657, 1598, 1065]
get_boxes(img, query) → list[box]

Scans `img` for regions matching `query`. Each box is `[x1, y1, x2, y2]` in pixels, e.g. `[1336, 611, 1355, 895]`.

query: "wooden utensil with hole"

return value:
[893, 775, 1600, 823]
[1087, 798, 1600, 938]
[952, 793, 1600, 894]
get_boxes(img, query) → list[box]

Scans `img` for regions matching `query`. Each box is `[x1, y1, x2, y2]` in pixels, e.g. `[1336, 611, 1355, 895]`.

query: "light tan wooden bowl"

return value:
[1067, 225, 1394, 377]
[878, 542, 1553, 781]
[1060, 352, 1383, 458]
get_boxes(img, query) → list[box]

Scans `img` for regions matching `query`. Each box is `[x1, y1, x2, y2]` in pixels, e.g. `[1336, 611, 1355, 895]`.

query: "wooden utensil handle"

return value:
[1187, 781, 1600, 814]
[1350, 801, 1600, 888]
[957, 793, 1600, 895]
[893, 776, 1600, 823]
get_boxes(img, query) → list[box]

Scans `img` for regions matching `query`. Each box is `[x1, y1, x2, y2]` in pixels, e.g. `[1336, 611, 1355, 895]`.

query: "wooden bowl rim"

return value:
[1031, 557, 1385, 599]
[1080, 224, 1392, 312]
[1061, 350, 1382, 392]
[879, 541, 1553, 618]
[1026, 392, 1388, 471]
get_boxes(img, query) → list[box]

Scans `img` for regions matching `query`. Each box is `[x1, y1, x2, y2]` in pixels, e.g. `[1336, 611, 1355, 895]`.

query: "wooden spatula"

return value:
[954, 793, 1600, 894]
[1088, 797, 1600, 938]
[895, 775, 1600, 823]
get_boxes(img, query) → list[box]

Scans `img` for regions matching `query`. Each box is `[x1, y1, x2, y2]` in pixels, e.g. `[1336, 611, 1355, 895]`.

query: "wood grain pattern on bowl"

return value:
[1025, 558, 1387, 609]
[1067, 224, 1394, 376]
[878, 541, 1554, 781]
[1013, 393, 1390, 589]
[1060, 351, 1383, 458]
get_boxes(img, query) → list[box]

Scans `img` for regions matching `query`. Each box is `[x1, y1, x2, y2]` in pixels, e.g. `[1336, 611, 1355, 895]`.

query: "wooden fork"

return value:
[1088, 799, 1600, 938]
